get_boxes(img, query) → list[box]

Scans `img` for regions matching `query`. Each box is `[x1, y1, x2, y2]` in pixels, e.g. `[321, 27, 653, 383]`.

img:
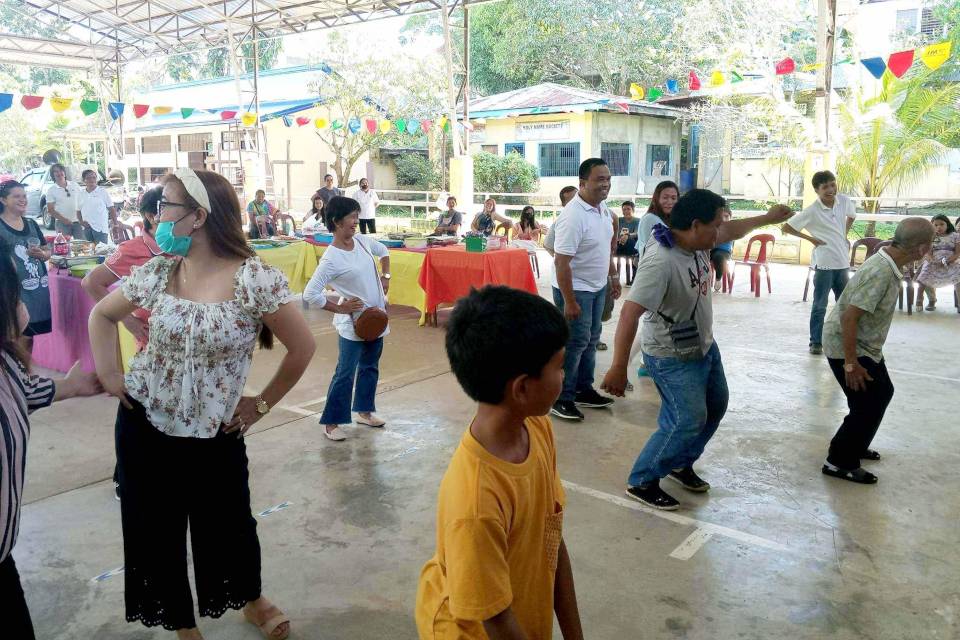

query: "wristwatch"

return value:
[382, 273, 391, 280]
[843, 363, 856, 373]
[255, 395, 270, 415]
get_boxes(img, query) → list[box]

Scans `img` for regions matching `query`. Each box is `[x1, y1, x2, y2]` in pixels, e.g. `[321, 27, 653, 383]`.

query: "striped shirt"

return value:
[1, 350, 55, 563]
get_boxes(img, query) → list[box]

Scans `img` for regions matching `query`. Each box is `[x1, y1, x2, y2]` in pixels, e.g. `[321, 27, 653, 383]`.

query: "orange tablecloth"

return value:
[418, 245, 537, 314]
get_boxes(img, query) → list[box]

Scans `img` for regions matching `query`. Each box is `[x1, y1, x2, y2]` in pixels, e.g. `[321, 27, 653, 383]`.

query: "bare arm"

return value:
[83, 266, 149, 342]
[108, 205, 118, 224]
[379, 255, 391, 294]
[840, 305, 873, 392]
[718, 205, 793, 245]
[782, 223, 823, 246]
[845, 216, 855, 233]
[482, 607, 528, 640]
[601, 300, 646, 396]
[89, 288, 140, 407]
[52, 361, 102, 402]
[554, 539, 584, 640]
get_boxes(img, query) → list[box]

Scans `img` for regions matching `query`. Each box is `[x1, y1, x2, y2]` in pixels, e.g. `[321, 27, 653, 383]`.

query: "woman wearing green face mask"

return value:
[89, 168, 316, 640]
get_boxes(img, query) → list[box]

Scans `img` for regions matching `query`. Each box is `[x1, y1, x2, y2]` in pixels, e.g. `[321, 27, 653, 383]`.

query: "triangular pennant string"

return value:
[861, 57, 887, 80]
[920, 41, 951, 70]
[0, 93, 12, 112]
[688, 71, 701, 90]
[731, 70, 744, 83]
[775, 57, 796, 75]
[153, 106, 172, 115]
[220, 110, 237, 120]
[108, 102, 125, 120]
[407, 119, 421, 135]
[21, 95, 44, 110]
[133, 104, 149, 118]
[80, 99, 99, 115]
[181, 108, 195, 119]
[646, 88, 663, 102]
[710, 70, 725, 86]
[629, 83, 644, 100]
[886, 49, 915, 78]
[49, 97, 72, 113]
[666, 79, 679, 94]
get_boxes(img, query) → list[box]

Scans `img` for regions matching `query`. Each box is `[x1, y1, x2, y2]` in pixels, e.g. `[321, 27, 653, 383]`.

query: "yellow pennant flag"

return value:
[314, 117, 328, 129]
[379, 119, 393, 133]
[49, 97, 73, 113]
[438, 115, 448, 129]
[710, 70, 725, 86]
[153, 106, 173, 115]
[920, 41, 951, 70]
[801, 62, 824, 72]
[629, 83, 644, 100]
[241, 112, 258, 127]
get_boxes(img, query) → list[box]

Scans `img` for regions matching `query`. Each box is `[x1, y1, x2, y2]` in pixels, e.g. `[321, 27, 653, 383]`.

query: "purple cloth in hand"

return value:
[652, 223, 675, 248]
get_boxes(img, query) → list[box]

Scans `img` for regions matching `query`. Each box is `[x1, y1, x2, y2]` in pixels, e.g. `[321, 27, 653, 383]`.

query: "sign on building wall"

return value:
[516, 120, 570, 141]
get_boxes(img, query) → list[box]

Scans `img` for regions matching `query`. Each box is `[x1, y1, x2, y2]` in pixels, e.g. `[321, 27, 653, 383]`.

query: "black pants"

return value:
[359, 219, 376, 234]
[826, 357, 895, 470]
[710, 248, 731, 282]
[116, 399, 262, 630]
[0, 555, 36, 639]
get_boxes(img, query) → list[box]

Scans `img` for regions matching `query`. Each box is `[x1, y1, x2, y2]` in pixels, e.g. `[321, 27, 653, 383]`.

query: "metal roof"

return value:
[1, 0, 490, 67]
[464, 82, 683, 119]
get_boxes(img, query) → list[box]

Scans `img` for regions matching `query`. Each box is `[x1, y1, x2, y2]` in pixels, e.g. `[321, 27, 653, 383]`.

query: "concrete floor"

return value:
[18, 257, 960, 640]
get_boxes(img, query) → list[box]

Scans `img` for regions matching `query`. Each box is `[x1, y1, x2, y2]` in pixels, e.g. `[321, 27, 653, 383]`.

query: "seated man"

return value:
[434, 196, 464, 236]
[246, 189, 278, 239]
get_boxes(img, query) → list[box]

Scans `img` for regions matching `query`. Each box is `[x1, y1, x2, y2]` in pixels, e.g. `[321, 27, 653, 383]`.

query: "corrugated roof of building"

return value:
[463, 82, 682, 119]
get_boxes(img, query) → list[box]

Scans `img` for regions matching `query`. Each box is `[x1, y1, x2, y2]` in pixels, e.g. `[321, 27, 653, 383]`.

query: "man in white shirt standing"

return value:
[551, 158, 621, 422]
[76, 169, 117, 244]
[783, 170, 856, 355]
[45, 163, 81, 237]
[352, 178, 380, 234]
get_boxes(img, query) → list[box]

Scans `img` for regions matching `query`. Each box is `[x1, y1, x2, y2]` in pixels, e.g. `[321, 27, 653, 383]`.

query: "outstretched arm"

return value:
[718, 204, 793, 245]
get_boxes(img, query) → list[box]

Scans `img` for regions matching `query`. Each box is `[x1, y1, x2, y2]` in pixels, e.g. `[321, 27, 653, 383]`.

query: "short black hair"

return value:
[579, 157, 607, 181]
[812, 170, 836, 190]
[81, 169, 97, 180]
[669, 189, 726, 230]
[559, 186, 577, 198]
[324, 173, 334, 180]
[446, 195, 457, 204]
[139, 186, 162, 220]
[932, 214, 956, 235]
[622, 200, 635, 209]
[446, 286, 568, 405]
[325, 196, 360, 231]
[0, 180, 25, 214]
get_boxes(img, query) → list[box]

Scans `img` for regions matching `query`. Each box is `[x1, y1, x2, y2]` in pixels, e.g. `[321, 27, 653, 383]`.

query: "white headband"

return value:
[173, 168, 211, 214]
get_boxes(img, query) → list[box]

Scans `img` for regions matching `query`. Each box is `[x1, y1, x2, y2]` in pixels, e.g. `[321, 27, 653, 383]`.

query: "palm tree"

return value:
[836, 69, 960, 235]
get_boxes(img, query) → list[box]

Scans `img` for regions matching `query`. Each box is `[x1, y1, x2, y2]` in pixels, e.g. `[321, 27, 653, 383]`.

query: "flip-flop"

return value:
[861, 449, 881, 461]
[244, 604, 291, 640]
[821, 464, 877, 484]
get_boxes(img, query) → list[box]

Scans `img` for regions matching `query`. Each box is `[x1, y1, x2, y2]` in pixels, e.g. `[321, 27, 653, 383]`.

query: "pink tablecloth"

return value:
[32, 269, 101, 373]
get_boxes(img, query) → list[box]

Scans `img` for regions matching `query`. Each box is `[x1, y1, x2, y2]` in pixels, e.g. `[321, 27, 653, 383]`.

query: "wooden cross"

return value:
[271, 140, 305, 210]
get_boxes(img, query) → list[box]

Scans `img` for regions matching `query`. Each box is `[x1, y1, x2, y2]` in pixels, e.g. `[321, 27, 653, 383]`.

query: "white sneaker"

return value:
[356, 413, 385, 428]
[324, 425, 347, 441]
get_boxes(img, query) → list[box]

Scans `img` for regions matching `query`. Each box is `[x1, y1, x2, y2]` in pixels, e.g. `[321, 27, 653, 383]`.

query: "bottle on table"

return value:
[54, 232, 70, 256]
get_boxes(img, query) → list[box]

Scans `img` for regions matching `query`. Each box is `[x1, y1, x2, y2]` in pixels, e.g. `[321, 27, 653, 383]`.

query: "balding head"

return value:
[893, 217, 935, 252]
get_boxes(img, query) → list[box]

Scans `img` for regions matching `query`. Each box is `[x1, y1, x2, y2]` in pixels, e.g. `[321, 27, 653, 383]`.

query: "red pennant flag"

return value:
[688, 71, 701, 91]
[775, 57, 796, 75]
[220, 110, 238, 120]
[133, 104, 149, 118]
[365, 118, 377, 134]
[614, 101, 630, 113]
[887, 49, 915, 78]
[21, 95, 44, 110]
[420, 119, 433, 134]
[295, 116, 311, 126]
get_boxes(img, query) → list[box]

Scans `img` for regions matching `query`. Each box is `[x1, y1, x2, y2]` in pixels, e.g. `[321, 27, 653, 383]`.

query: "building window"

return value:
[178, 133, 212, 152]
[601, 142, 630, 176]
[123, 138, 136, 154]
[756, 132, 769, 145]
[141, 135, 171, 153]
[126, 168, 138, 185]
[539, 142, 580, 177]
[222, 130, 256, 151]
[141, 167, 167, 183]
[920, 8, 944, 38]
[645, 145, 672, 176]
[504, 142, 525, 156]
[895, 8, 918, 34]
[480, 144, 498, 155]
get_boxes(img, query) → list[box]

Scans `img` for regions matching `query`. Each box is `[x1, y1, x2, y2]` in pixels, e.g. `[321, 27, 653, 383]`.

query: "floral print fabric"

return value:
[122, 256, 293, 438]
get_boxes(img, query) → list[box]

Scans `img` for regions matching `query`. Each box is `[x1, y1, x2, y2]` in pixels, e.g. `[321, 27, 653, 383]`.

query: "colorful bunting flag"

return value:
[80, 99, 99, 115]
[332, 120, 344, 131]
[688, 71, 701, 90]
[0, 93, 11, 113]
[613, 101, 630, 113]
[920, 41, 951, 70]
[153, 106, 172, 115]
[282, 116, 294, 127]
[629, 83, 644, 100]
[297, 117, 312, 127]
[421, 119, 432, 134]
[365, 118, 377, 134]
[731, 70, 744, 83]
[220, 110, 237, 120]
[407, 119, 421, 135]
[438, 115, 448, 130]
[21, 95, 43, 110]
[887, 49, 914, 78]
[240, 112, 257, 127]
[710, 70, 725, 86]
[379, 119, 393, 134]
[647, 88, 663, 101]
[801, 62, 824, 72]
[347, 118, 360, 134]
[133, 104, 149, 118]
[861, 57, 887, 80]
[442, 119, 452, 133]
[775, 58, 795, 75]
[108, 102, 124, 120]
[395, 119, 406, 133]
[49, 97, 72, 113]
[666, 79, 679, 94]
[181, 108, 195, 119]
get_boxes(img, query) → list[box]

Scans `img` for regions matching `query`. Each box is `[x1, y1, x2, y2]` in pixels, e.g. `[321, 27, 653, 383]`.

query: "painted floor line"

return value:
[669, 528, 714, 560]
[561, 480, 790, 553]
[727, 346, 960, 383]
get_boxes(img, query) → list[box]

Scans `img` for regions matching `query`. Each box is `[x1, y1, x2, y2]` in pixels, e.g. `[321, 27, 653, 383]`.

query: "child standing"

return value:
[916, 214, 960, 312]
[415, 286, 583, 640]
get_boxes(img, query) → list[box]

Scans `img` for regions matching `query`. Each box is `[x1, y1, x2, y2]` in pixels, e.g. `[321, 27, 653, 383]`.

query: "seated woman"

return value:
[302, 194, 326, 234]
[916, 214, 960, 311]
[433, 196, 463, 236]
[515, 206, 544, 243]
[246, 189, 278, 239]
[471, 197, 512, 237]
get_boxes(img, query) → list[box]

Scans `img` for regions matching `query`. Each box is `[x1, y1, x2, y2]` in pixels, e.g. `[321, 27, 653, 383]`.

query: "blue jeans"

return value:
[319, 336, 383, 425]
[552, 286, 606, 402]
[627, 343, 729, 486]
[810, 268, 849, 346]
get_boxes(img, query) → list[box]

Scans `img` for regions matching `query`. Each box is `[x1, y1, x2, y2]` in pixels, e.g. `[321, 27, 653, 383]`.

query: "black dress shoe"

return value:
[625, 482, 680, 510]
[551, 400, 584, 421]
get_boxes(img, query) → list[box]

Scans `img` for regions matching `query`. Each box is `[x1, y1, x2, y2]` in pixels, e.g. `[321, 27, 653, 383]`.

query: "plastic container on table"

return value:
[465, 236, 487, 252]
[403, 237, 428, 249]
[313, 233, 335, 244]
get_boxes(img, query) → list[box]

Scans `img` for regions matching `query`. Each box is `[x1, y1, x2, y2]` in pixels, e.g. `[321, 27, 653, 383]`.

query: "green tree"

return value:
[836, 69, 960, 233]
[165, 38, 282, 82]
[0, 0, 73, 92]
[473, 151, 539, 193]
[395, 154, 440, 190]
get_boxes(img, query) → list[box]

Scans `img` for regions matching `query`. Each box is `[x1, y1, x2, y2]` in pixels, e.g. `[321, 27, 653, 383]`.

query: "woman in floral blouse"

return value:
[89, 169, 315, 640]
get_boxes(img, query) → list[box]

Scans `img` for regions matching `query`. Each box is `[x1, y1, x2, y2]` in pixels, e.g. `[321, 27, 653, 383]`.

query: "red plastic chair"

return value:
[730, 234, 775, 297]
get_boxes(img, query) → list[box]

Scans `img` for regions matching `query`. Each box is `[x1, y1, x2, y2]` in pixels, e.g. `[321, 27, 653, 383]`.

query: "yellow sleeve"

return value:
[444, 517, 513, 621]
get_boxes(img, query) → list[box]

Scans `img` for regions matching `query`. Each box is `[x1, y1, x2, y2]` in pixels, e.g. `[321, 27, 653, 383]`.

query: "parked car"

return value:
[18, 165, 128, 229]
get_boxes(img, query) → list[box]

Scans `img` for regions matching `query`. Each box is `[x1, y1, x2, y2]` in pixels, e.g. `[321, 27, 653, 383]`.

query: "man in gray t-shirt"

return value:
[600, 190, 792, 511]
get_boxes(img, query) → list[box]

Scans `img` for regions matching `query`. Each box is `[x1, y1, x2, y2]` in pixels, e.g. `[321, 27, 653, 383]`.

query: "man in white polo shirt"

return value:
[783, 170, 856, 355]
[551, 158, 621, 421]
[351, 177, 380, 234]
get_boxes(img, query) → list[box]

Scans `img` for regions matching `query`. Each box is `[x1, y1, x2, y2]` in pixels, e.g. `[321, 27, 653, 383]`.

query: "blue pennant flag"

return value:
[861, 57, 887, 80]
[282, 116, 294, 127]
[108, 102, 125, 120]
[666, 79, 679, 94]
[0, 93, 12, 112]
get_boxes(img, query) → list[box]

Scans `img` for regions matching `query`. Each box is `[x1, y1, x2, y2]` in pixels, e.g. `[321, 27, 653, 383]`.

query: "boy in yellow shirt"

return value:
[415, 286, 584, 640]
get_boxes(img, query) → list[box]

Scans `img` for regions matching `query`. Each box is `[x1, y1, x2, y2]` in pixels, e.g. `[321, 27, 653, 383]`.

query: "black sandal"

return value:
[861, 449, 881, 461]
[822, 463, 877, 484]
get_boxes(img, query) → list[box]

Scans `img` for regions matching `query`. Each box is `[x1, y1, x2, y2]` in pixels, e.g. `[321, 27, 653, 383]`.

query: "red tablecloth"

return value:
[418, 245, 537, 314]
[32, 269, 101, 373]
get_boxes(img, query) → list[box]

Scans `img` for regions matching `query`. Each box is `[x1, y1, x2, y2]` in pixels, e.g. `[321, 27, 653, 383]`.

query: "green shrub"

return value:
[395, 154, 439, 190]
[473, 151, 539, 193]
